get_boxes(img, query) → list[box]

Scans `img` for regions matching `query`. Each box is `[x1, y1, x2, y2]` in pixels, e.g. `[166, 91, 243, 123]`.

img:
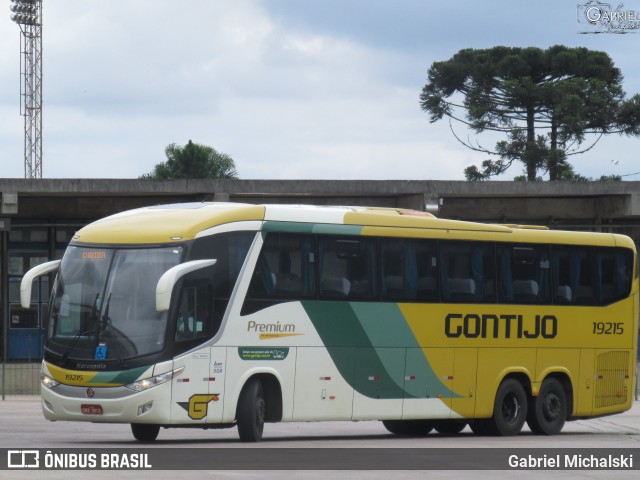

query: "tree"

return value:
[420, 46, 640, 181]
[140, 140, 238, 180]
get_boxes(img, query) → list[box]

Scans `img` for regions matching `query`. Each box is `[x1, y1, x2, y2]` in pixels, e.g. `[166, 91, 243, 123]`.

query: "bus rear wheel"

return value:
[237, 378, 266, 442]
[489, 378, 528, 436]
[527, 378, 567, 435]
[382, 420, 433, 435]
[131, 424, 160, 442]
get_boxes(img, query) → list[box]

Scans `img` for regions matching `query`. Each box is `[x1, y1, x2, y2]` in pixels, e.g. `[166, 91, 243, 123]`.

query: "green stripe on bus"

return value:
[262, 222, 362, 236]
[351, 303, 415, 348]
[301, 301, 406, 399]
[92, 365, 149, 386]
[312, 224, 362, 236]
[262, 222, 315, 234]
[301, 301, 459, 399]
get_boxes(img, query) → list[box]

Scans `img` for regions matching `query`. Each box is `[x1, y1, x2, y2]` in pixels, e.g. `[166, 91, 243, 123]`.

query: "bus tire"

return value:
[433, 420, 467, 435]
[131, 423, 160, 442]
[527, 378, 567, 435]
[382, 420, 433, 435]
[237, 378, 266, 442]
[490, 378, 527, 436]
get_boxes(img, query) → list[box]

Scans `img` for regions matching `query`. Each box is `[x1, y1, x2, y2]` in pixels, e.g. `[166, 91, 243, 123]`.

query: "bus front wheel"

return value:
[382, 420, 433, 435]
[527, 378, 567, 435]
[237, 378, 266, 442]
[490, 378, 528, 436]
[131, 423, 160, 442]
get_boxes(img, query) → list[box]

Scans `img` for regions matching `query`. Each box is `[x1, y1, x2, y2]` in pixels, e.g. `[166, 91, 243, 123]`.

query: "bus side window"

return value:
[415, 241, 439, 302]
[190, 230, 254, 322]
[497, 244, 550, 305]
[440, 241, 495, 303]
[597, 248, 632, 305]
[380, 238, 437, 302]
[243, 233, 316, 314]
[551, 246, 595, 305]
[380, 239, 411, 300]
[246, 238, 278, 299]
[176, 282, 213, 342]
[318, 236, 378, 300]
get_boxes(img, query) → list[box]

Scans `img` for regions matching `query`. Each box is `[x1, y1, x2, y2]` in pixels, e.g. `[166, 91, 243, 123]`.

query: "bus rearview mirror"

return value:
[155, 259, 217, 312]
[20, 260, 61, 308]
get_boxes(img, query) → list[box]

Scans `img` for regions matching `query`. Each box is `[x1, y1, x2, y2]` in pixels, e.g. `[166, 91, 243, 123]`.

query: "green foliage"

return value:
[421, 45, 640, 181]
[598, 174, 622, 181]
[140, 140, 238, 180]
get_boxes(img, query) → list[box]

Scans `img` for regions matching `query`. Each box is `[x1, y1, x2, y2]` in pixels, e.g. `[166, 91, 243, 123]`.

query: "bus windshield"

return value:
[48, 245, 183, 362]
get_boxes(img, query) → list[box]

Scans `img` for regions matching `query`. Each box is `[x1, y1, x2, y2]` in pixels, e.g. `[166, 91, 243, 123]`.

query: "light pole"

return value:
[10, 0, 43, 179]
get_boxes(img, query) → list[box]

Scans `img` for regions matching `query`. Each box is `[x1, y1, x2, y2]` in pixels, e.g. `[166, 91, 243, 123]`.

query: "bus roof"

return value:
[73, 203, 266, 244]
[71, 202, 635, 250]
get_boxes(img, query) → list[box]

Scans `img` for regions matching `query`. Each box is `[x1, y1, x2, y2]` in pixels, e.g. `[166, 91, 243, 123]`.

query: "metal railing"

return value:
[2, 330, 42, 398]
[1, 361, 40, 398]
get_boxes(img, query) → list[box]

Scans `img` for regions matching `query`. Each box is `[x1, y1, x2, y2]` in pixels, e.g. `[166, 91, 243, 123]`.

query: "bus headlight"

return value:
[41, 373, 60, 389]
[125, 366, 184, 392]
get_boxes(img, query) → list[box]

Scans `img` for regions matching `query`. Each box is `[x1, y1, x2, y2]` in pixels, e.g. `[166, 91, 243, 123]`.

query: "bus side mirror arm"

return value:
[20, 260, 61, 308]
[156, 259, 217, 312]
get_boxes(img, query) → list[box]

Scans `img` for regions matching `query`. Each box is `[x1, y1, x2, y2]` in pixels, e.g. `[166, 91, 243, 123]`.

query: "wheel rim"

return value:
[502, 392, 521, 425]
[542, 392, 561, 421]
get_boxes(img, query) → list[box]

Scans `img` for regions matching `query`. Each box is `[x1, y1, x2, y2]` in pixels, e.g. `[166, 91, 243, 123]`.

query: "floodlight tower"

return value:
[10, 0, 43, 179]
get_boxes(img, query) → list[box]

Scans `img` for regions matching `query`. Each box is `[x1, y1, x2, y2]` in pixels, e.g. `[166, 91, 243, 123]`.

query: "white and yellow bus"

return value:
[21, 203, 638, 442]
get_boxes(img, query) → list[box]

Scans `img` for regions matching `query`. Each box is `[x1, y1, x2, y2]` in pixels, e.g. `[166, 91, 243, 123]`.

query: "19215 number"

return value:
[592, 322, 624, 335]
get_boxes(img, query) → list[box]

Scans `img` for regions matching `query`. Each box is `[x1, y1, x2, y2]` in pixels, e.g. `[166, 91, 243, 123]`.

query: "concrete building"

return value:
[1, 178, 640, 362]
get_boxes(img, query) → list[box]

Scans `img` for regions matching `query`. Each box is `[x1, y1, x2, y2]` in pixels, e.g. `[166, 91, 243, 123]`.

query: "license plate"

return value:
[81, 404, 103, 415]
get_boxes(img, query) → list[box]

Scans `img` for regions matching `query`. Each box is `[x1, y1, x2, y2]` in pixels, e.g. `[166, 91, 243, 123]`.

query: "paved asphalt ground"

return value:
[1, 397, 639, 479]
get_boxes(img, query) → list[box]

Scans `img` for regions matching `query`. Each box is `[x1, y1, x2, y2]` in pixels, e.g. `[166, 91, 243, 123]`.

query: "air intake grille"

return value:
[595, 351, 630, 409]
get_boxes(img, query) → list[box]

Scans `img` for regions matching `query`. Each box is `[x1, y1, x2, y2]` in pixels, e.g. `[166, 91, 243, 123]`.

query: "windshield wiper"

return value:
[60, 327, 98, 364]
[98, 293, 112, 337]
[98, 293, 126, 366]
[59, 293, 101, 364]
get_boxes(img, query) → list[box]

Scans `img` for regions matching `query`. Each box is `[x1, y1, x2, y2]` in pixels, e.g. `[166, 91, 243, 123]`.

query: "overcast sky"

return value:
[1, 0, 640, 180]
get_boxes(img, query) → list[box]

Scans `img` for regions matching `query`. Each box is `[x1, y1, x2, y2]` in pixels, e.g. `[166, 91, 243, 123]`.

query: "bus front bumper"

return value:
[40, 381, 173, 425]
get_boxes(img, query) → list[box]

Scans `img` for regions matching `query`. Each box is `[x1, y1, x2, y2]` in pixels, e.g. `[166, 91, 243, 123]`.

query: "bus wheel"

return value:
[490, 378, 527, 436]
[527, 378, 567, 435]
[237, 378, 266, 442]
[433, 420, 467, 435]
[382, 420, 433, 435]
[131, 424, 160, 442]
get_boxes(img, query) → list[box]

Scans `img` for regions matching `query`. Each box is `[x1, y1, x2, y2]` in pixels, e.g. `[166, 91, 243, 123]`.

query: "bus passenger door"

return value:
[170, 281, 217, 424]
[167, 352, 225, 426]
[205, 346, 226, 423]
[171, 348, 213, 424]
